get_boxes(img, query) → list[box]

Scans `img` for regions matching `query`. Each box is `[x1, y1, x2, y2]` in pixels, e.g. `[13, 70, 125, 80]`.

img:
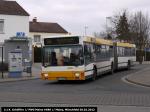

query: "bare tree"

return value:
[130, 11, 150, 63]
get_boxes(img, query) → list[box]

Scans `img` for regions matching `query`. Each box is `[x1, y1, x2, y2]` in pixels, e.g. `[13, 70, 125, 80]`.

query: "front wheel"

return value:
[111, 62, 114, 74]
[127, 61, 131, 70]
[92, 68, 97, 81]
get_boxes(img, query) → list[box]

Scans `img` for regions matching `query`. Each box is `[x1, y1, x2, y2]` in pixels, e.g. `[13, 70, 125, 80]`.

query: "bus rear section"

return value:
[115, 42, 136, 69]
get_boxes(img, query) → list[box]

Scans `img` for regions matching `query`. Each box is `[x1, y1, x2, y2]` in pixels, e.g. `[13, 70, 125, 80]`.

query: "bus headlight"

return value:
[75, 73, 80, 77]
[44, 73, 49, 77]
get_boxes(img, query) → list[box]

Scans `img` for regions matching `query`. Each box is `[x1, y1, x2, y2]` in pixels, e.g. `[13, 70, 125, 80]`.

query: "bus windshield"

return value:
[43, 45, 84, 67]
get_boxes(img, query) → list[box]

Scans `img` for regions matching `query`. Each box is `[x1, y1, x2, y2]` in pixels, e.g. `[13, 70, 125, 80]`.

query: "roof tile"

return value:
[30, 21, 68, 33]
[0, 0, 29, 16]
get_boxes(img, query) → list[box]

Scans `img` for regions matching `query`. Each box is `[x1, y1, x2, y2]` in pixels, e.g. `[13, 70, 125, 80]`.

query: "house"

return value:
[29, 18, 69, 62]
[29, 17, 68, 46]
[0, 0, 30, 42]
[0, 0, 30, 66]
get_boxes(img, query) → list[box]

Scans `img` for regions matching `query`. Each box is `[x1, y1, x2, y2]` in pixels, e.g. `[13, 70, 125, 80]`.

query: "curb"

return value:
[0, 77, 40, 83]
[122, 66, 150, 88]
[125, 77, 150, 88]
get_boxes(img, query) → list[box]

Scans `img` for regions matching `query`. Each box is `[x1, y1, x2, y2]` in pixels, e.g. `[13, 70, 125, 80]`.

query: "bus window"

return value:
[131, 48, 136, 56]
[109, 46, 113, 57]
[51, 52, 57, 66]
[101, 45, 106, 59]
[84, 43, 94, 64]
[106, 45, 110, 58]
[43, 45, 84, 66]
[117, 47, 125, 57]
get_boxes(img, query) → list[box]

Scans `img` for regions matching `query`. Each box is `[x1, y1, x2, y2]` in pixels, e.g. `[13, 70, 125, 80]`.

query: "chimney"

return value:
[33, 17, 37, 22]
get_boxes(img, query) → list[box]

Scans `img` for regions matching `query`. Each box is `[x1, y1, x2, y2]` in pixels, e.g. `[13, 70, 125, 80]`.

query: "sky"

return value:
[15, 0, 150, 36]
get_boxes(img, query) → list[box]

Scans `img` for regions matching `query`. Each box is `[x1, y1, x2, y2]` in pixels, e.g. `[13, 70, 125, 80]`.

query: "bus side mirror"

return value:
[80, 57, 84, 60]
[80, 57, 84, 64]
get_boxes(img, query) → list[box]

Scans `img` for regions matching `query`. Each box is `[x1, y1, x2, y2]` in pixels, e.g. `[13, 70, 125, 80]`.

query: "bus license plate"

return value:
[58, 78, 66, 80]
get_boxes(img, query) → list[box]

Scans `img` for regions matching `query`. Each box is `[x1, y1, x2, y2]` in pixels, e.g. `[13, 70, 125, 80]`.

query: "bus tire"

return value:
[92, 67, 97, 81]
[111, 62, 114, 74]
[127, 61, 131, 70]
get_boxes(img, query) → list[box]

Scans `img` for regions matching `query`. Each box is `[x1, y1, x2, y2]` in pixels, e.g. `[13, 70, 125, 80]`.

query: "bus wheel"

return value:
[127, 61, 131, 70]
[92, 68, 97, 81]
[111, 62, 114, 74]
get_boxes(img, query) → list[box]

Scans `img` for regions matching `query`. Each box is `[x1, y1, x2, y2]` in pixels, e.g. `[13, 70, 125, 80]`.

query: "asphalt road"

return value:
[0, 64, 150, 111]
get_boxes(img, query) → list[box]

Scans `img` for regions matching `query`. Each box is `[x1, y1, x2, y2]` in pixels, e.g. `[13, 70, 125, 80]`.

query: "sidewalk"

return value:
[125, 61, 150, 87]
[0, 63, 41, 83]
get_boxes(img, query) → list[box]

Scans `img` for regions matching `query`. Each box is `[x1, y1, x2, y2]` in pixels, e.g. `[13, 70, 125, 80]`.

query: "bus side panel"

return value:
[96, 60, 112, 75]
[130, 56, 136, 66]
[85, 63, 95, 79]
[117, 57, 129, 67]
[117, 56, 136, 68]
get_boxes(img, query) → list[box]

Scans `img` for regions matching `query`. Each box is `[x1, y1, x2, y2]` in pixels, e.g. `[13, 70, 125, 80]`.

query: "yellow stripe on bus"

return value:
[84, 36, 113, 45]
[41, 71, 85, 80]
[117, 42, 135, 48]
[95, 38, 113, 46]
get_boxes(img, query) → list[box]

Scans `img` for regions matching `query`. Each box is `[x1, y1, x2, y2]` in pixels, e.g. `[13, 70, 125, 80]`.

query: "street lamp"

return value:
[84, 26, 88, 36]
[0, 44, 4, 78]
[106, 17, 112, 34]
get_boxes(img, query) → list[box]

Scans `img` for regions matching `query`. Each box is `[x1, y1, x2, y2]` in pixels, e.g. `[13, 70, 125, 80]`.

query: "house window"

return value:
[34, 35, 41, 42]
[0, 20, 4, 33]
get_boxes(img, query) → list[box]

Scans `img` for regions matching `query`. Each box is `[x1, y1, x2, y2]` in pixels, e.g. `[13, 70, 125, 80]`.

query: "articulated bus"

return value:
[41, 35, 136, 81]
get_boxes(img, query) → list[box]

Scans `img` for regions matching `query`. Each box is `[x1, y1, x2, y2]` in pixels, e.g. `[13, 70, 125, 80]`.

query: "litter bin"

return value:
[26, 66, 32, 73]
[24, 59, 32, 76]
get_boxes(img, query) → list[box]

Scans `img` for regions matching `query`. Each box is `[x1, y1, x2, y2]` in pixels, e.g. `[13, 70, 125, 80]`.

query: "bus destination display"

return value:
[44, 37, 79, 45]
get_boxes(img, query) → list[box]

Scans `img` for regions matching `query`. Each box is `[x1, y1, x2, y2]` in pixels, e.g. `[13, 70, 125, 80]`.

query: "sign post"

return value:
[1, 46, 4, 78]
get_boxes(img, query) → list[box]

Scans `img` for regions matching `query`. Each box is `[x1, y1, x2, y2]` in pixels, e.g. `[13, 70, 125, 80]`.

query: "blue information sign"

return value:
[16, 32, 25, 37]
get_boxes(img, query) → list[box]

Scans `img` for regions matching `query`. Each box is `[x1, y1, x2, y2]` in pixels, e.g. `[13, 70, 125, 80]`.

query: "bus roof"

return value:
[96, 38, 113, 46]
[43, 35, 135, 47]
[117, 42, 135, 48]
[84, 36, 113, 46]
[44, 35, 79, 39]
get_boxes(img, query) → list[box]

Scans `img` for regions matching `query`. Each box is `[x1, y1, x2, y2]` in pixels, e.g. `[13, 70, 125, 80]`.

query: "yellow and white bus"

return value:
[41, 35, 136, 81]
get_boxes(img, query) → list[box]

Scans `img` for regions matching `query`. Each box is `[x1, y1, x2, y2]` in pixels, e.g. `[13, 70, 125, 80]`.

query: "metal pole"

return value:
[84, 26, 88, 36]
[106, 17, 112, 36]
[2, 46, 4, 78]
[106, 17, 108, 34]
[145, 48, 146, 61]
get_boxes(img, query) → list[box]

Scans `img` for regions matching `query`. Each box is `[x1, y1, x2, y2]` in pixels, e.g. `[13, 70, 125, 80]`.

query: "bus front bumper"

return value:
[41, 71, 85, 80]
